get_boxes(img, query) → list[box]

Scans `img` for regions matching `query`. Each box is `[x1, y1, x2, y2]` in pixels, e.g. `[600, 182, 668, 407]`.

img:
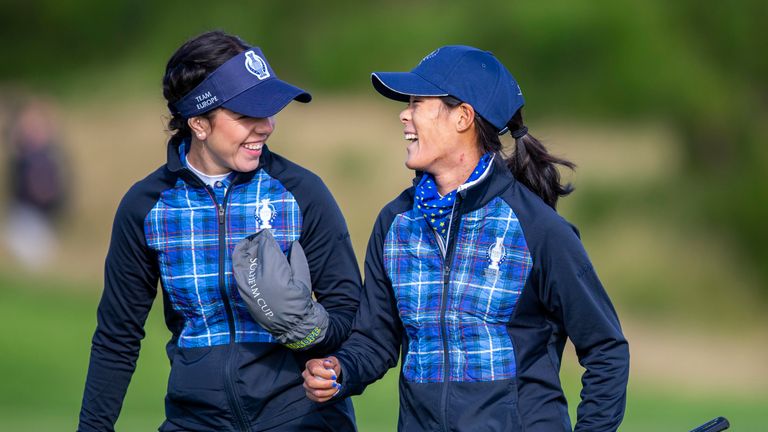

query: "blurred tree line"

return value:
[1, 0, 766, 290]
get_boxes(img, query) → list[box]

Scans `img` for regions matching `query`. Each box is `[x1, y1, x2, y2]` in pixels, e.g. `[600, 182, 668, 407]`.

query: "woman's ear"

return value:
[455, 103, 476, 133]
[188, 116, 211, 140]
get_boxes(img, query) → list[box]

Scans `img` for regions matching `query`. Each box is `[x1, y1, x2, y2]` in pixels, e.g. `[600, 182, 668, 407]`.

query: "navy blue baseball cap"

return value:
[172, 47, 311, 119]
[372, 45, 524, 132]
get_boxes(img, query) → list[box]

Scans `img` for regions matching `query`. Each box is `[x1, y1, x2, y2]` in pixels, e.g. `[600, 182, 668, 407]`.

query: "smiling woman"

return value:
[186, 108, 276, 175]
[77, 30, 361, 432]
[399, 96, 482, 194]
[303, 45, 630, 432]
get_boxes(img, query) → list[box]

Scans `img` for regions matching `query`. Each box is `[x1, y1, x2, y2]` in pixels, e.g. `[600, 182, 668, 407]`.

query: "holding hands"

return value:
[303, 357, 342, 402]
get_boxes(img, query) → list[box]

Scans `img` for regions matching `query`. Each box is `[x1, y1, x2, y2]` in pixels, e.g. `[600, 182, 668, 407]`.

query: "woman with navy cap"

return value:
[304, 46, 629, 431]
[78, 31, 360, 431]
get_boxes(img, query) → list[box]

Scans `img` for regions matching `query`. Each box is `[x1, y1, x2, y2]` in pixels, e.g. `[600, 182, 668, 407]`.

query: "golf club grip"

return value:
[689, 416, 730, 432]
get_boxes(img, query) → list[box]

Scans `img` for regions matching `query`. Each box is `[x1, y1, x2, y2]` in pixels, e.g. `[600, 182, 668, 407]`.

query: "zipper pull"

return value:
[218, 204, 225, 224]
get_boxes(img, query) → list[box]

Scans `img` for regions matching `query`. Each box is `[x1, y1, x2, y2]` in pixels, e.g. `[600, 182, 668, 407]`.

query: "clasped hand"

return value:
[303, 356, 342, 402]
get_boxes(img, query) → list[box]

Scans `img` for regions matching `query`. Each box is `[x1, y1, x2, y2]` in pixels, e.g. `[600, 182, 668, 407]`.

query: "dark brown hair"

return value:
[162, 31, 248, 138]
[442, 96, 575, 208]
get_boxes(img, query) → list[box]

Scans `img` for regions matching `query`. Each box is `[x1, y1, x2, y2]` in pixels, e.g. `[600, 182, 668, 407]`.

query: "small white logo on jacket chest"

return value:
[485, 237, 506, 277]
[255, 198, 276, 229]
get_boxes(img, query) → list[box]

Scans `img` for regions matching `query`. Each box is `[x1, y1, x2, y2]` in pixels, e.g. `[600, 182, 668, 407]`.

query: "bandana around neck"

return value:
[415, 153, 492, 241]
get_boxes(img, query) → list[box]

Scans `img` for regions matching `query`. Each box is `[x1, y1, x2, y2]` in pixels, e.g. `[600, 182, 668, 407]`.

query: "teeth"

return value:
[243, 143, 262, 150]
[404, 133, 418, 141]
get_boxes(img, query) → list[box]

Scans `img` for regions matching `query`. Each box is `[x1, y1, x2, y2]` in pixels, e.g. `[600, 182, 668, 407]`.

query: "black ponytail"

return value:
[441, 96, 574, 209]
[504, 110, 574, 208]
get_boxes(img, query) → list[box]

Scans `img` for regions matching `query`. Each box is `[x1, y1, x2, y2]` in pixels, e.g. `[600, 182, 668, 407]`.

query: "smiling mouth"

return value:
[243, 143, 263, 150]
[404, 133, 418, 142]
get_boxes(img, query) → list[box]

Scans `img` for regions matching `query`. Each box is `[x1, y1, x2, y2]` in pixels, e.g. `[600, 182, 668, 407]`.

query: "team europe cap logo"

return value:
[245, 51, 270, 79]
[371, 45, 524, 132]
[172, 47, 311, 119]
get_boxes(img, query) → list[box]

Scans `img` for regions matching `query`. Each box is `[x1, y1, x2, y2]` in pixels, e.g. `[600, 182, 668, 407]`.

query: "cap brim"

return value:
[223, 79, 311, 118]
[371, 72, 448, 102]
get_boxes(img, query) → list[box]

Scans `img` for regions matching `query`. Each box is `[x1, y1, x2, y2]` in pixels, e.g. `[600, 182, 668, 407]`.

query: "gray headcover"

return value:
[232, 229, 328, 350]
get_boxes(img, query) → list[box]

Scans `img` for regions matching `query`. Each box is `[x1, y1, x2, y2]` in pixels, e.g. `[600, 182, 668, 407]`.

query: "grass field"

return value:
[1, 273, 766, 431]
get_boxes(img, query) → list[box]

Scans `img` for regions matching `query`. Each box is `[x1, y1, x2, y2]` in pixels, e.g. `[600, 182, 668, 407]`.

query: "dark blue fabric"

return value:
[172, 47, 311, 118]
[334, 156, 628, 431]
[372, 45, 525, 131]
[78, 139, 360, 432]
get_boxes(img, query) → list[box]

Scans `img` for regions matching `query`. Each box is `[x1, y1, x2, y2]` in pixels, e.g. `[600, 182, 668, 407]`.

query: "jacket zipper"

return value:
[203, 182, 251, 432]
[434, 195, 463, 432]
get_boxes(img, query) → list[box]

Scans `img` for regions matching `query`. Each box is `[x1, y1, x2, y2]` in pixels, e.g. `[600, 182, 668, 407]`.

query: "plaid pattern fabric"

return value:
[145, 170, 302, 348]
[384, 196, 531, 383]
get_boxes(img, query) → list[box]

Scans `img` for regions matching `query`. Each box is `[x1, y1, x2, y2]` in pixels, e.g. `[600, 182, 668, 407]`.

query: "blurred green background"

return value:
[1, 1, 766, 430]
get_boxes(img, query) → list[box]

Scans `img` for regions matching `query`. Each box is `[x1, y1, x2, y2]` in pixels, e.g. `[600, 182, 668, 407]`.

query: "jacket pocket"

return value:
[447, 378, 521, 432]
[236, 345, 318, 429]
[166, 346, 228, 415]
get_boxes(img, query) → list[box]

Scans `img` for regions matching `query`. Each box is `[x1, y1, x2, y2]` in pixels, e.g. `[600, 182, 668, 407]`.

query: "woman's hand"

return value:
[303, 357, 342, 402]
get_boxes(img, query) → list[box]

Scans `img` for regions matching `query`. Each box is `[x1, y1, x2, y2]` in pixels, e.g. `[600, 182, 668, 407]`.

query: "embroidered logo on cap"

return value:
[419, 48, 440, 65]
[245, 51, 270, 80]
[194, 91, 218, 112]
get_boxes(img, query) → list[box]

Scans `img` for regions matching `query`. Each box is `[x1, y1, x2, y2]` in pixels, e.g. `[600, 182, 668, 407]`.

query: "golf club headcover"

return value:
[232, 229, 328, 350]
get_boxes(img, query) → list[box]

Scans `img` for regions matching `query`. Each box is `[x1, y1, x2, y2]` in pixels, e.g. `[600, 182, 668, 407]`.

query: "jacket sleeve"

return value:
[296, 179, 362, 354]
[537, 221, 629, 431]
[78, 189, 159, 432]
[333, 211, 403, 397]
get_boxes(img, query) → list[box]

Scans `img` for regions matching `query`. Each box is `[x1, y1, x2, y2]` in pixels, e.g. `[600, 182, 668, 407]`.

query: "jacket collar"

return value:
[458, 154, 514, 213]
[409, 153, 515, 213]
[166, 136, 266, 185]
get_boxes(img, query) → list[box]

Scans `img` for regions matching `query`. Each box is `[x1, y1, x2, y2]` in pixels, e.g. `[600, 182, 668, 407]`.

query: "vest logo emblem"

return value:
[486, 237, 506, 276]
[255, 198, 276, 229]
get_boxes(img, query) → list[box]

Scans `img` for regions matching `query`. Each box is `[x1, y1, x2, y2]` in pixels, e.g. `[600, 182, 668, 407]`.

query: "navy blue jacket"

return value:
[78, 139, 361, 431]
[333, 157, 629, 431]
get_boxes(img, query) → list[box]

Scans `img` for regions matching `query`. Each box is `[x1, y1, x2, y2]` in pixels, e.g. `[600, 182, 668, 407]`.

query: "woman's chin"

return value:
[404, 156, 424, 171]
[229, 163, 255, 173]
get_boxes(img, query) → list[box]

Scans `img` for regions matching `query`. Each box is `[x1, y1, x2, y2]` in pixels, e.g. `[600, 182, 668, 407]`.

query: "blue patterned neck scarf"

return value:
[415, 153, 493, 241]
